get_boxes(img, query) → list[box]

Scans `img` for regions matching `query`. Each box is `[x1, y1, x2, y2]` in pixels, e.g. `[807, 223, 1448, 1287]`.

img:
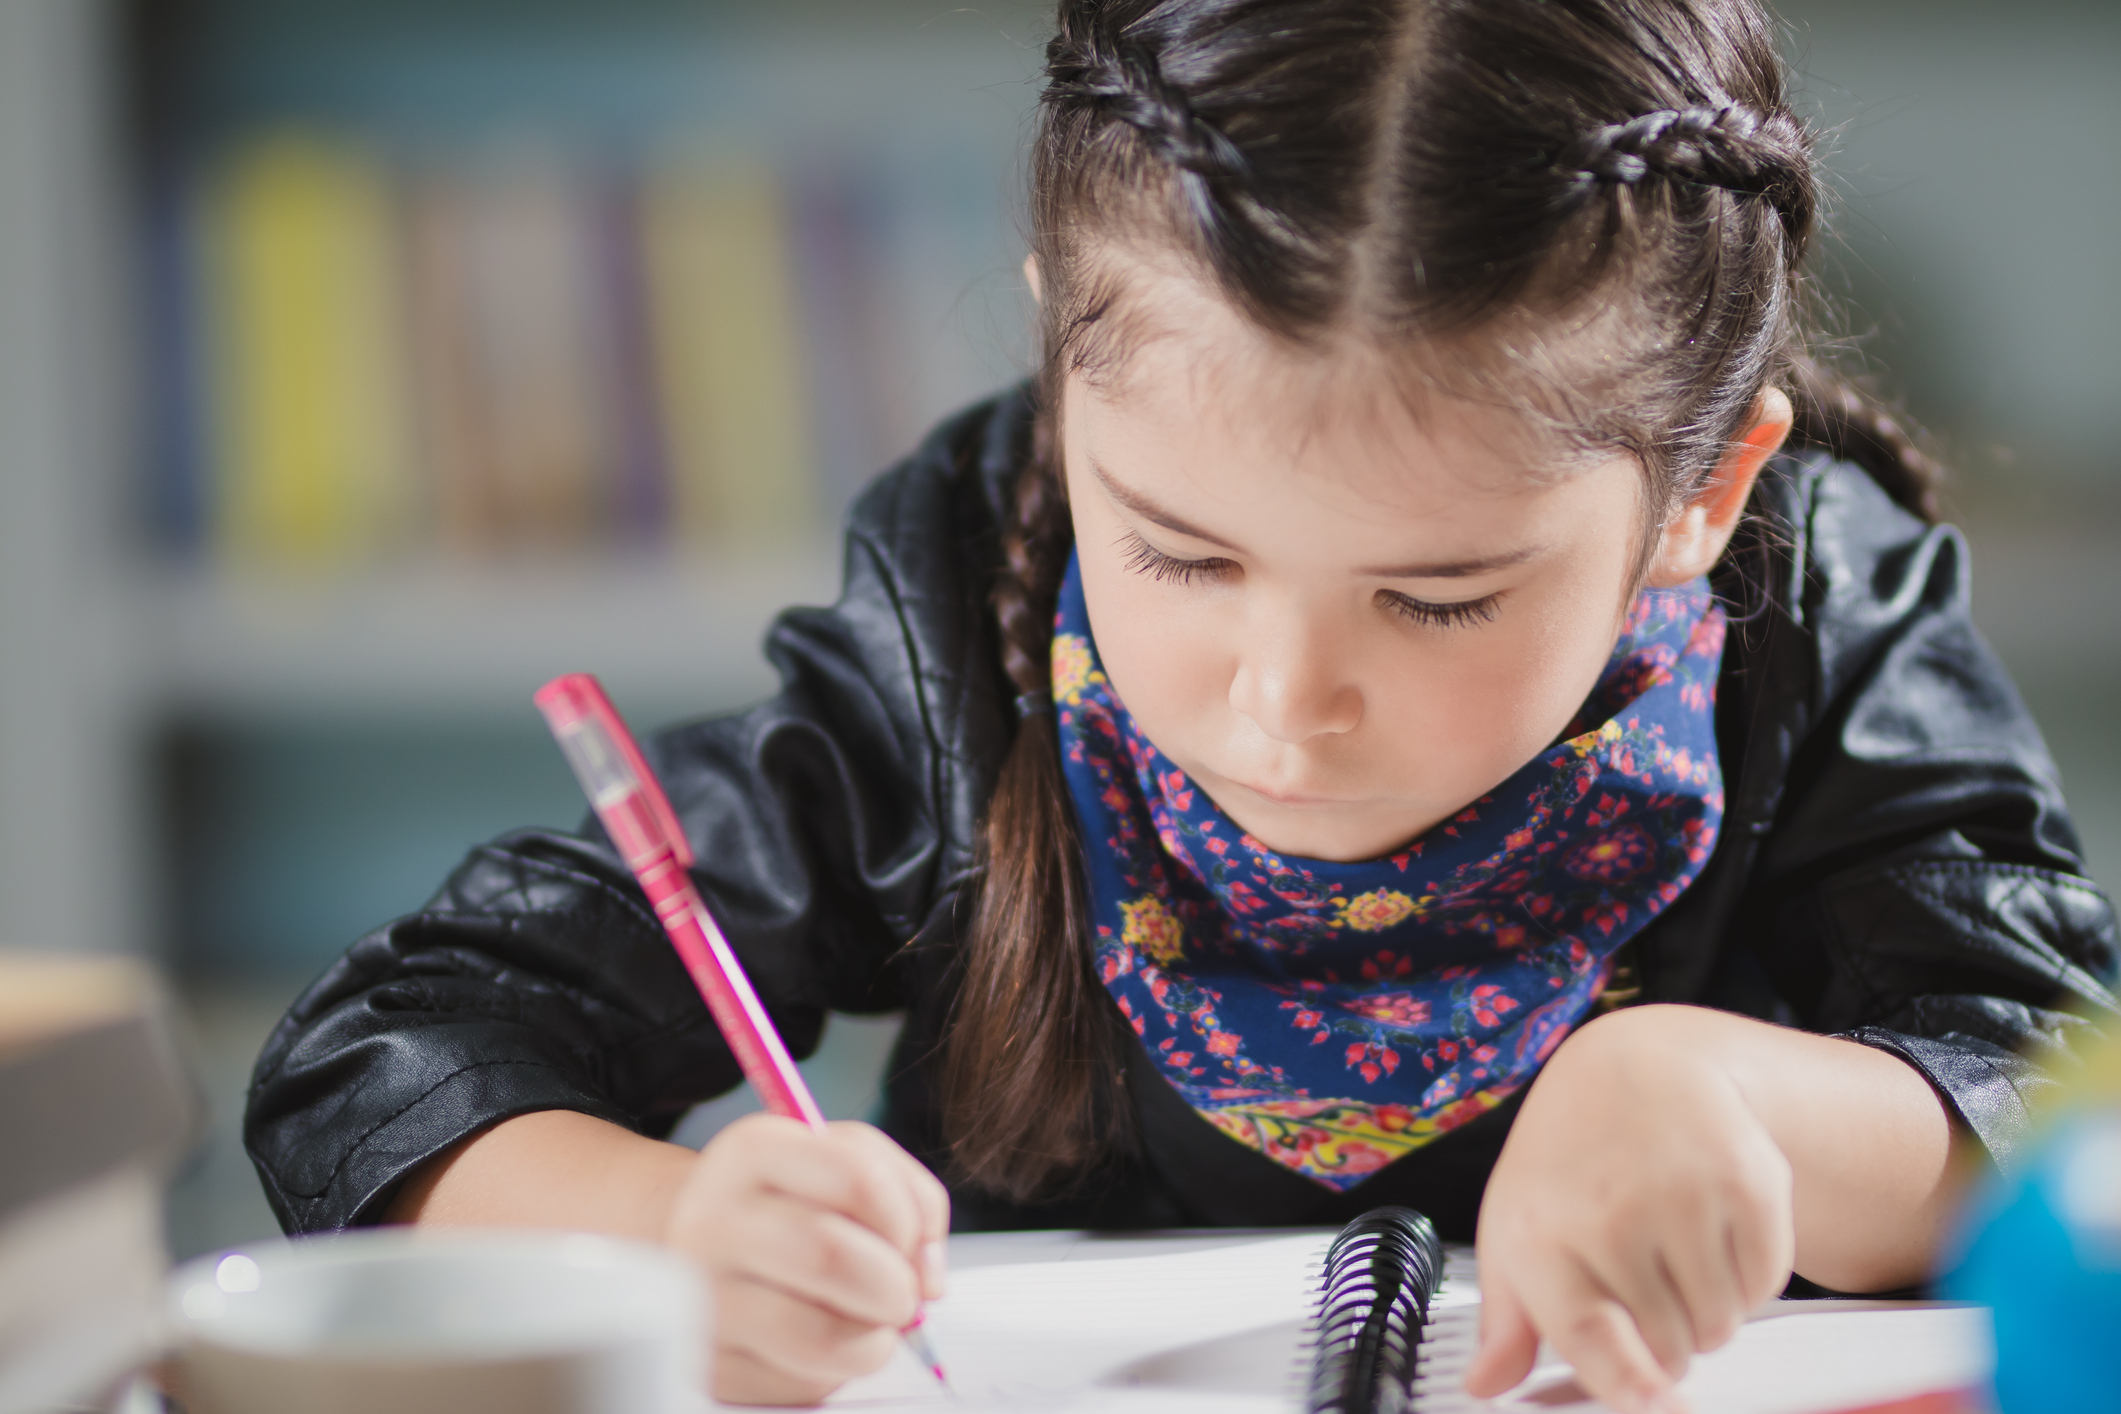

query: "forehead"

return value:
[1066, 261, 1609, 523]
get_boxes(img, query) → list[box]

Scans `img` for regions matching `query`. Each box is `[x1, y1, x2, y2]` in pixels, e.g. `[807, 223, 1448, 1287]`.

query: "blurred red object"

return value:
[1831, 1389, 1986, 1414]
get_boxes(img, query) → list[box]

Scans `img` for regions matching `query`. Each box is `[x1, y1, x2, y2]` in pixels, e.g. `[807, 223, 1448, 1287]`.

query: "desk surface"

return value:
[810, 1230, 1989, 1414]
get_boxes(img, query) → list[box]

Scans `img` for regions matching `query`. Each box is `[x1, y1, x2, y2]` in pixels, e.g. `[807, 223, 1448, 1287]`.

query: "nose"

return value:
[1227, 614, 1364, 744]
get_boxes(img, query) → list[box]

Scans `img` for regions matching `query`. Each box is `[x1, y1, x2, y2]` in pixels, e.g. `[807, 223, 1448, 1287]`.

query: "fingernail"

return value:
[1644, 1391, 1691, 1414]
[920, 1241, 948, 1298]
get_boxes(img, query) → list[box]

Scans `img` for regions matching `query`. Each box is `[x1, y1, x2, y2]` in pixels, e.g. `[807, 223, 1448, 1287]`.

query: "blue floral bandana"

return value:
[1052, 552, 1727, 1190]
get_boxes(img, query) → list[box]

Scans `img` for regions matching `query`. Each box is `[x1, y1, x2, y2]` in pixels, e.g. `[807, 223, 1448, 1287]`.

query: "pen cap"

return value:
[534, 674, 695, 871]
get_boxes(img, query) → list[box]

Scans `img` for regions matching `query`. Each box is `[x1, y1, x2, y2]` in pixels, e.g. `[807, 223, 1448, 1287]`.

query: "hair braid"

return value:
[1044, 32, 1250, 184]
[1037, 0, 1367, 316]
[990, 418, 1074, 700]
[1787, 353, 1944, 520]
[941, 394, 1134, 1201]
[1562, 104, 1818, 253]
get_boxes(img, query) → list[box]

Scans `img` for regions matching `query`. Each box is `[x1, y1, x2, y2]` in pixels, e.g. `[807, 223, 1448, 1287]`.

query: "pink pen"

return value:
[535, 672, 948, 1387]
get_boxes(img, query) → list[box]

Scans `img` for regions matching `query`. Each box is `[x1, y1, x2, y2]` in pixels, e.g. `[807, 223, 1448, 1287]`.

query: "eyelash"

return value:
[1120, 532, 1236, 585]
[1119, 531, 1502, 629]
[1377, 590, 1502, 631]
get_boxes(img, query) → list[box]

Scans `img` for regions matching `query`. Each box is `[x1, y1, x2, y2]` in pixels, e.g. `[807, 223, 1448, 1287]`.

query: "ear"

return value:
[1644, 386, 1793, 587]
[1023, 253, 1044, 305]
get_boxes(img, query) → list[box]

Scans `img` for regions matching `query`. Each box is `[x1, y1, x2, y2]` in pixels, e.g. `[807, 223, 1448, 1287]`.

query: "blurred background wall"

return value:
[0, 0, 2112, 1262]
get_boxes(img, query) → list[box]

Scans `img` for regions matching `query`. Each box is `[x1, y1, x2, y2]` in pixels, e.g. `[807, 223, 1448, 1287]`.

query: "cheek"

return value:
[1076, 548, 1229, 725]
[1399, 577, 1625, 767]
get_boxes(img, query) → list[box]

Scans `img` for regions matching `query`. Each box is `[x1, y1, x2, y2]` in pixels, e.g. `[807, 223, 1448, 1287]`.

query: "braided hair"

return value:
[1560, 106, 1817, 245]
[942, 0, 1942, 1201]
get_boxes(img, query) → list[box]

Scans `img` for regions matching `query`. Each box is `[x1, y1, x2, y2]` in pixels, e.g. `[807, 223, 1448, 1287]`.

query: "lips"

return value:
[1237, 780, 1350, 808]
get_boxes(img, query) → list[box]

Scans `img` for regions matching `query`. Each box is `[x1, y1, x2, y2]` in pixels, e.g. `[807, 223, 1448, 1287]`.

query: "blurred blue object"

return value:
[1945, 1042, 2121, 1412]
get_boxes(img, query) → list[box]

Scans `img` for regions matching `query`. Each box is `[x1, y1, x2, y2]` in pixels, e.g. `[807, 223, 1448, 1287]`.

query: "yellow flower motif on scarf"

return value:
[1051, 633, 1104, 705]
[1121, 895, 1186, 964]
[1334, 889, 1423, 932]
[1564, 717, 1625, 758]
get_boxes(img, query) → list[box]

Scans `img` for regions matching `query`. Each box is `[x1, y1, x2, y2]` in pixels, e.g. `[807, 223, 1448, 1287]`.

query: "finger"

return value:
[1514, 1248, 1686, 1414]
[720, 1116, 926, 1258]
[721, 1191, 921, 1327]
[1463, 1272, 1541, 1398]
[1728, 1162, 1796, 1310]
[833, 1121, 948, 1255]
[1661, 1219, 1750, 1352]
[824, 1121, 951, 1301]
[710, 1344, 838, 1408]
[919, 1239, 949, 1302]
[1578, 1239, 1696, 1378]
[899, 1135, 951, 1243]
[870, 1125, 952, 1295]
[714, 1272, 901, 1388]
[812, 1122, 925, 1255]
[907, 1162, 950, 1300]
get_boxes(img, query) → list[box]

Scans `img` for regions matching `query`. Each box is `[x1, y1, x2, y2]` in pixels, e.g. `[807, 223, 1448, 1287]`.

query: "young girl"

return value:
[246, 0, 2119, 1407]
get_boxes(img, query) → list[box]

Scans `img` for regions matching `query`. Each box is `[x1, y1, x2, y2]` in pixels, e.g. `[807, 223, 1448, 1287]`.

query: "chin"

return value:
[1193, 768, 1432, 860]
[1262, 830, 1400, 864]
[1234, 807, 1418, 864]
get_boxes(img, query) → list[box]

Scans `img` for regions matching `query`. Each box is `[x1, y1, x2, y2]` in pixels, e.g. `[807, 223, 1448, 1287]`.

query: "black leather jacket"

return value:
[247, 386, 2119, 1243]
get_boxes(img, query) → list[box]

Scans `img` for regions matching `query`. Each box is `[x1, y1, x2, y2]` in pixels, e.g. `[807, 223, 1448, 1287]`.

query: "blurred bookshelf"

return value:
[145, 550, 833, 719]
[0, 0, 1049, 1258]
[112, 0, 1049, 987]
[0, 0, 2098, 979]
[130, 0, 1046, 573]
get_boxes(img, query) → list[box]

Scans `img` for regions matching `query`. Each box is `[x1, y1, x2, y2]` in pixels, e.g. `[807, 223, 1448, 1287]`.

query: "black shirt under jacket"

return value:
[245, 385, 2120, 1244]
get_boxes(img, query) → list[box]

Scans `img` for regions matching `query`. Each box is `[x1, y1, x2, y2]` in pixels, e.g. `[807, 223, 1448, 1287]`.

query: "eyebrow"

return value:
[1090, 458, 1545, 581]
[1355, 545, 1544, 579]
[1092, 458, 1243, 551]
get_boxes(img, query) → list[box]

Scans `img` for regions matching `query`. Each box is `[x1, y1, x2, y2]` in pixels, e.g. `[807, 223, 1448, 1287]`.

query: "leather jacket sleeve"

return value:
[242, 396, 1024, 1235]
[1665, 454, 2120, 1174]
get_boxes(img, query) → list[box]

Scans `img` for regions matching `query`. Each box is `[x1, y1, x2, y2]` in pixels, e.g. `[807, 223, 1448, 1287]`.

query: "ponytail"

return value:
[939, 394, 1137, 1201]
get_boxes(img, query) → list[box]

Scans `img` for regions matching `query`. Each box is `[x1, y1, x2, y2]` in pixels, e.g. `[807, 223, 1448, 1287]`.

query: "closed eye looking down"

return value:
[1115, 529, 1505, 629]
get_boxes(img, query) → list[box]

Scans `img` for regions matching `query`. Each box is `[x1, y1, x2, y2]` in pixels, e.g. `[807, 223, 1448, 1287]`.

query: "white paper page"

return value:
[799, 1233, 1987, 1414]
[1419, 1299, 1991, 1414]
[823, 1230, 1333, 1411]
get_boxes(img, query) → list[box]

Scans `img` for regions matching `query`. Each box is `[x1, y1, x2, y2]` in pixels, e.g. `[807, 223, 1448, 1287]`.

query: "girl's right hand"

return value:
[665, 1113, 951, 1405]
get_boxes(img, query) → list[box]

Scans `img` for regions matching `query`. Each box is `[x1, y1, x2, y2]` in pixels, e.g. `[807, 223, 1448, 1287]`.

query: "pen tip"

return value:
[902, 1323, 950, 1389]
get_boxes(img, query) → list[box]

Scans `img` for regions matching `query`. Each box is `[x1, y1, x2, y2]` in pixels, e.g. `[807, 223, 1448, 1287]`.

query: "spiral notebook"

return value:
[818, 1220, 1984, 1413]
[821, 1221, 1479, 1412]
[1305, 1207, 1460, 1414]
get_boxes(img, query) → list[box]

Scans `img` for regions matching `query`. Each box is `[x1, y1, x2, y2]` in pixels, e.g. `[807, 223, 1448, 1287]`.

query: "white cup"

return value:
[165, 1229, 706, 1414]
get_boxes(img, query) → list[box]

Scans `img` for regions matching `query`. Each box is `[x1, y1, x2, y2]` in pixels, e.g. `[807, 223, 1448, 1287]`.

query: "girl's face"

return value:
[1062, 273, 1681, 864]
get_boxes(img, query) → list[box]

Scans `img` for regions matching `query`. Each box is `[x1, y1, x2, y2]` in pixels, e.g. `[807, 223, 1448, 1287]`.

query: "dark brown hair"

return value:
[941, 0, 1941, 1201]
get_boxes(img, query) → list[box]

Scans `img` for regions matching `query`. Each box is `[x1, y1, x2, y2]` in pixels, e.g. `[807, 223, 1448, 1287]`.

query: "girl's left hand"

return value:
[1463, 1005, 1797, 1414]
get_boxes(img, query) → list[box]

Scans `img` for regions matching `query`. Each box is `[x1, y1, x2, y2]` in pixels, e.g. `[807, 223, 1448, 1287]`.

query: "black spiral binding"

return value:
[1306, 1206, 1446, 1414]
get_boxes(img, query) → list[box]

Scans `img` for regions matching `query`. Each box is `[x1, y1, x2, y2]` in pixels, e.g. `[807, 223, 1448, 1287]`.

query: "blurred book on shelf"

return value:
[149, 125, 1017, 570]
[643, 151, 814, 545]
[197, 134, 415, 567]
[402, 149, 616, 554]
